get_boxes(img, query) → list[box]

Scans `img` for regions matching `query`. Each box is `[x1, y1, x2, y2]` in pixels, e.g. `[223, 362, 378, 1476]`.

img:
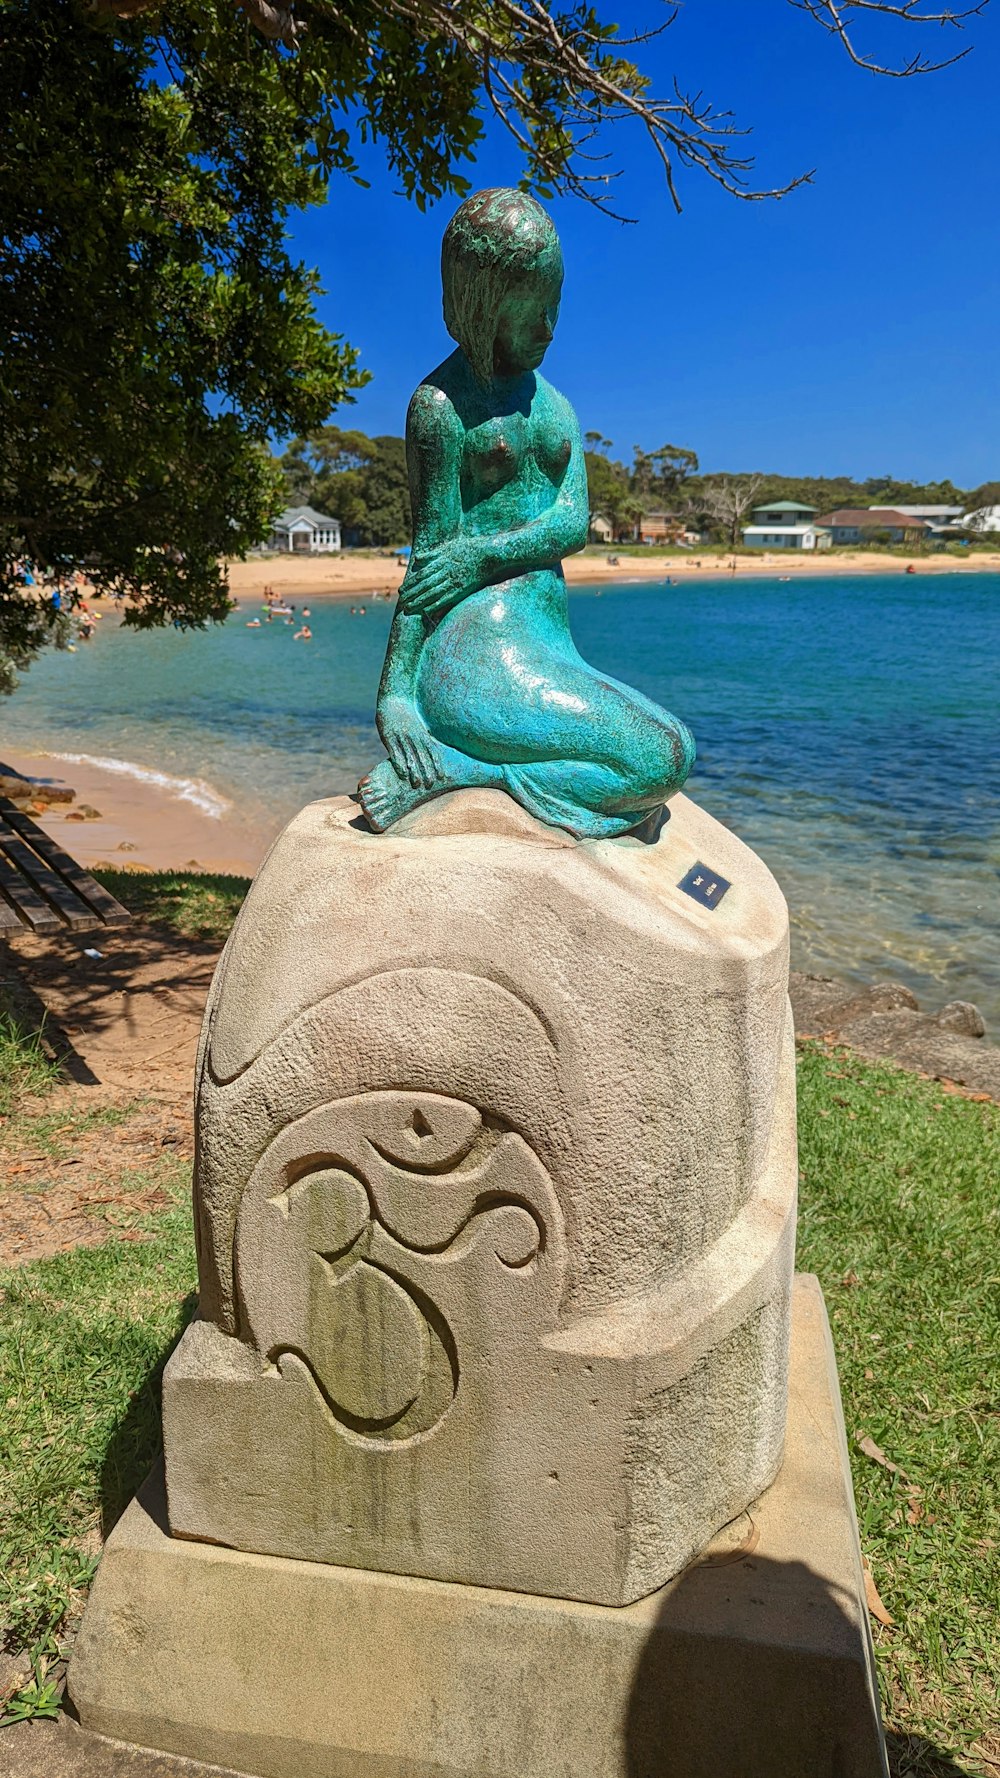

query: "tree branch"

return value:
[84, 0, 989, 208]
[788, 0, 985, 75]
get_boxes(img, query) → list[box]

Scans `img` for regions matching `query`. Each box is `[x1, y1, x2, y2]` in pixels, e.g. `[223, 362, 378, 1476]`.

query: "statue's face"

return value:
[492, 244, 564, 378]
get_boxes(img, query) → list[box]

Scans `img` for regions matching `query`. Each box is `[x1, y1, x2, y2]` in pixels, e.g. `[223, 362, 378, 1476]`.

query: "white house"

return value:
[741, 523, 831, 551]
[742, 503, 830, 550]
[268, 506, 342, 553]
[963, 504, 1000, 533]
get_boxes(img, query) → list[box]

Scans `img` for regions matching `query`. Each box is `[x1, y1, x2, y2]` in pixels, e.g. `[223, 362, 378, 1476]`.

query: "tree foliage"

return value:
[0, 0, 370, 688]
[583, 445, 981, 545]
[584, 436, 700, 539]
[280, 429, 411, 545]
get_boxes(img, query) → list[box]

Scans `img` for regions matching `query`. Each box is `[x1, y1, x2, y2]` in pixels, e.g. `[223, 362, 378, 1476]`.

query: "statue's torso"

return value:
[425, 353, 574, 537]
[459, 396, 572, 534]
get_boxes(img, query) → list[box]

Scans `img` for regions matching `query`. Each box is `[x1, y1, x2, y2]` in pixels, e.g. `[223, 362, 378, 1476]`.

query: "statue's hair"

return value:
[442, 188, 559, 385]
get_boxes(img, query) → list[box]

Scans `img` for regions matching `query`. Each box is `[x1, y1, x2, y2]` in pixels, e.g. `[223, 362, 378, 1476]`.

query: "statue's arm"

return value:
[402, 393, 589, 617]
[477, 404, 589, 585]
[375, 385, 462, 787]
[376, 607, 442, 789]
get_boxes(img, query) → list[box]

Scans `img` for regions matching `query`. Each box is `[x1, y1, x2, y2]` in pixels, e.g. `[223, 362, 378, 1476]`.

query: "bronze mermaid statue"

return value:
[358, 187, 694, 841]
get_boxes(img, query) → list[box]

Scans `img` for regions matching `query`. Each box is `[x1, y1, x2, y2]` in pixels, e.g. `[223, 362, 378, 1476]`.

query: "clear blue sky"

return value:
[287, 0, 999, 486]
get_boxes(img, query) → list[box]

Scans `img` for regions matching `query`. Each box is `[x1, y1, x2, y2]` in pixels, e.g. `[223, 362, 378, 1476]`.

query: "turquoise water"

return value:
[3, 573, 998, 1027]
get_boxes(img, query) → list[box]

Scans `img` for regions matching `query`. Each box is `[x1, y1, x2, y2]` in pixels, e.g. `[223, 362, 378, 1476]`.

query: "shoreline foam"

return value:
[45, 752, 230, 821]
[2, 749, 273, 877]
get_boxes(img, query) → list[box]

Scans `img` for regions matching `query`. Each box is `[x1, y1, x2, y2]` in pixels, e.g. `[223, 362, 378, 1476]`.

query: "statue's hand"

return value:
[377, 696, 443, 791]
[399, 538, 480, 617]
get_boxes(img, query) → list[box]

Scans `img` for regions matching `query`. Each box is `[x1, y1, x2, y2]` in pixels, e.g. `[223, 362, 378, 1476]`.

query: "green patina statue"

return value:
[358, 187, 695, 840]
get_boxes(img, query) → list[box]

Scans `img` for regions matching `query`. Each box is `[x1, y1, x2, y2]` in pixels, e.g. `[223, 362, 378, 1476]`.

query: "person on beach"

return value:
[358, 187, 694, 839]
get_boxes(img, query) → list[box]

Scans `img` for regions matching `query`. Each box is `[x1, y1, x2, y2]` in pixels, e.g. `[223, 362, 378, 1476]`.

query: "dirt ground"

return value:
[0, 922, 213, 1267]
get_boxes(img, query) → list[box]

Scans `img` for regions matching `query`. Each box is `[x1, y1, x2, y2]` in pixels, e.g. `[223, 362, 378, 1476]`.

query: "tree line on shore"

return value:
[279, 427, 999, 550]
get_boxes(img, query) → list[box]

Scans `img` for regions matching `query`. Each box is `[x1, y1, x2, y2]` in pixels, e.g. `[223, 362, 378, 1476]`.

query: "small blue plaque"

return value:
[678, 862, 731, 909]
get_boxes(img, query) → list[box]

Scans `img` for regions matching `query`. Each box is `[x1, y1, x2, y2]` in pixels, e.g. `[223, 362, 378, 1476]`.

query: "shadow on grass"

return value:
[0, 873, 247, 1097]
[99, 1290, 198, 1538]
[886, 1734, 984, 1778]
[0, 949, 98, 1086]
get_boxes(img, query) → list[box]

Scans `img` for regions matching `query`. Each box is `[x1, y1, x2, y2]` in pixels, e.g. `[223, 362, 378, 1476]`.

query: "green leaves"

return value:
[280, 426, 410, 546]
[2, 1650, 66, 1726]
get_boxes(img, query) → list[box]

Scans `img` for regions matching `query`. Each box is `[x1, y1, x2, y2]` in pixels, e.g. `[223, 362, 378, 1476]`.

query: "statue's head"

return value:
[442, 188, 563, 385]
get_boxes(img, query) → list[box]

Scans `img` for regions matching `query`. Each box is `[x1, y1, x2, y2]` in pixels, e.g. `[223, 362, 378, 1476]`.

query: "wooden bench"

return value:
[0, 797, 131, 935]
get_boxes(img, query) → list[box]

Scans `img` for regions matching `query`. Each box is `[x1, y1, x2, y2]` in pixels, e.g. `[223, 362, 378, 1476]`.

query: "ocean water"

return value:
[3, 573, 998, 1029]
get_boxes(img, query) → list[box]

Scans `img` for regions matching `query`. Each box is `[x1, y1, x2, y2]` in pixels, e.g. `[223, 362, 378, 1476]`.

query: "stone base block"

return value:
[69, 1277, 887, 1778]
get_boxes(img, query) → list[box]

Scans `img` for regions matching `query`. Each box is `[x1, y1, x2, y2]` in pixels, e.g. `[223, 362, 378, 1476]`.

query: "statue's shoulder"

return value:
[407, 355, 465, 441]
[533, 371, 580, 433]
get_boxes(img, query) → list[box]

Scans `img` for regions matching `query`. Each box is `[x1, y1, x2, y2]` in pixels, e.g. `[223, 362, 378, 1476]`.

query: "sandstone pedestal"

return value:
[70, 788, 889, 1772]
[68, 1276, 888, 1778]
[162, 788, 797, 1604]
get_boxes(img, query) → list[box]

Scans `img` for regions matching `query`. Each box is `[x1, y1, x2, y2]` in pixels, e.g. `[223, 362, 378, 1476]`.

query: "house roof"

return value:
[888, 506, 965, 518]
[815, 509, 928, 529]
[273, 505, 340, 530]
[752, 501, 817, 514]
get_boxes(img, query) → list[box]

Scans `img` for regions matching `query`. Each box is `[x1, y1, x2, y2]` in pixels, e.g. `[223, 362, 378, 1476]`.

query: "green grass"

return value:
[90, 867, 251, 944]
[0, 1008, 60, 1116]
[0, 1036, 996, 1770]
[0, 1156, 196, 1711]
[796, 1044, 1000, 1776]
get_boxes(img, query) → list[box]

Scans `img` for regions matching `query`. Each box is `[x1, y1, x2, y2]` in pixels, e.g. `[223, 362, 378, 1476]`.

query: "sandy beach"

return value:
[226, 545, 1000, 603]
[1, 749, 275, 878]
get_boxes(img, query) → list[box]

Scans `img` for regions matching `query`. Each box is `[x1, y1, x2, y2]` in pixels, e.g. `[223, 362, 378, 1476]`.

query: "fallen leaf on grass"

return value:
[855, 1433, 921, 1496]
[840, 1269, 860, 1288]
[905, 1501, 936, 1526]
[862, 1556, 895, 1627]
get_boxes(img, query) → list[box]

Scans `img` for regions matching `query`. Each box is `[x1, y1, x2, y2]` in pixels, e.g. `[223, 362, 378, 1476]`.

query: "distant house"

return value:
[633, 512, 697, 544]
[589, 514, 615, 544]
[961, 504, 1000, 533]
[882, 505, 965, 533]
[815, 509, 929, 545]
[268, 506, 342, 553]
[749, 500, 818, 526]
[742, 502, 829, 551]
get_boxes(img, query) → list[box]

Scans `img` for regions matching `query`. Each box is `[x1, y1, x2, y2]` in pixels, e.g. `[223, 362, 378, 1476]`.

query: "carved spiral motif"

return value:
[236, 1092, 558, 1449]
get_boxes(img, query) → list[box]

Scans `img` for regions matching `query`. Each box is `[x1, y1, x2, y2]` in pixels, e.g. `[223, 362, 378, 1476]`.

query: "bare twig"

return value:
[789, 0, 985, 74]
